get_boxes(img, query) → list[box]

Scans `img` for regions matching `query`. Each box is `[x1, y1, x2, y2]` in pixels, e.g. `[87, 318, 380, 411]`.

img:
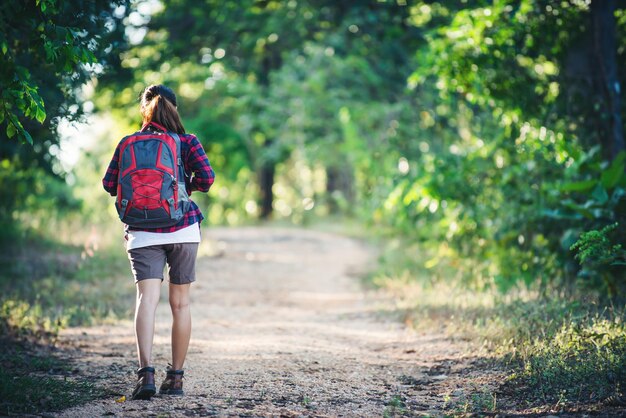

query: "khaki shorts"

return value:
[127, 243, 199, 285]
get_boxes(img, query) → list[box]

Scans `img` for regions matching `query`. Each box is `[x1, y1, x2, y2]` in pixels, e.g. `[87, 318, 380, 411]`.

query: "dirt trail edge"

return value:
[57, 227, 475, 417]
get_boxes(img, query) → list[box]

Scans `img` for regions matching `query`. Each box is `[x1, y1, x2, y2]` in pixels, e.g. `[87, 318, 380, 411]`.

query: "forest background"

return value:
[1, 0, 625, 415]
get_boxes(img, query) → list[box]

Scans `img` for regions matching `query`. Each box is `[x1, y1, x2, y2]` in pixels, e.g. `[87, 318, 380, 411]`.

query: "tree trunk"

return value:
[326, 165, 354, 214]
[256, 52, 281, 219]
[591, 0, 624, 159]
[259, 157, 275, 219]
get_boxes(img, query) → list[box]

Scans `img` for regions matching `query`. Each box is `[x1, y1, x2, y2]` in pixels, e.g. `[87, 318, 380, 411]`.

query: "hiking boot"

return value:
[159, 365, 184, 396]
[131, 366, 156, 400]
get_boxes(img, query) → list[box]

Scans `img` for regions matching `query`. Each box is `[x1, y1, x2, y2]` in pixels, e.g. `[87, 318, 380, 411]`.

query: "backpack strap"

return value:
[168, 132, 185, 180]
[165, 132, 184, 222]
[141, 121, 169, 132]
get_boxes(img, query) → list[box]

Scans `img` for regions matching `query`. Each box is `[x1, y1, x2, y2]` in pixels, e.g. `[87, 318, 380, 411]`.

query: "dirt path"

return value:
[57, 227, 475, 417]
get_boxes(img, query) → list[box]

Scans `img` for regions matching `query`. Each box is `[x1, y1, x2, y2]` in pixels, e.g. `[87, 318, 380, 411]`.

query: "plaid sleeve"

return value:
[102, 145, 120, 196]
[184, 134, 215, 193]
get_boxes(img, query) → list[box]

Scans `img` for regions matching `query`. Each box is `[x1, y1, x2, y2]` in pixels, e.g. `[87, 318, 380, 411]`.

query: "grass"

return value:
[383, 395, 409, 418]
[444, 385, 498, 415]
[0, 340, 101, 415]
[514, 316, 626, 406]
[0, 237, 134, 336]
[369, 244, 626, 414]
[0, 225, 135, 415]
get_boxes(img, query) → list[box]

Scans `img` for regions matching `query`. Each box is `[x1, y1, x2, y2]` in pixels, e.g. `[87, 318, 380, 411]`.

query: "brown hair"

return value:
[140, 84, 186, 134]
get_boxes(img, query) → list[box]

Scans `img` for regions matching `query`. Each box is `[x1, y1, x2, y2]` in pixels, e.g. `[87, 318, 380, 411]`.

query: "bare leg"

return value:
[169, 283, 191, 370]
[135, 279, 161, 368]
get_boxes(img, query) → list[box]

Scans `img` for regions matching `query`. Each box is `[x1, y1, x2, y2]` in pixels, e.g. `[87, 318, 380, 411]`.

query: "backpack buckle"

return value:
[167, 198, 176, 219]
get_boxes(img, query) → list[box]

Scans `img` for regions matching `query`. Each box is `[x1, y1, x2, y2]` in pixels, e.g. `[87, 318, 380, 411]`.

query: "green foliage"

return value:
[570, 223, 626, 296]
[545, 149, 626, 295]
[0, 0, 129, 143]
[0, 0, 130, 251]
[515, 317, 626, 405]
[0, 300, 61, 341]
[1, 0, 623, 296]
[3, 0, 624, 354]
[0, 2, 624, 414]
[0, 158, 80, 245]
[1, 75, 44, 144]
[353, 0, 626, 296]
[98, 0, 422, 219]
[571, 223, 624, 266]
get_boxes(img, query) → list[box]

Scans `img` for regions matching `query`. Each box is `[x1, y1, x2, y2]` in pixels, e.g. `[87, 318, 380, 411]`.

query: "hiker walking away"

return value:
[102, 84, 215, 400]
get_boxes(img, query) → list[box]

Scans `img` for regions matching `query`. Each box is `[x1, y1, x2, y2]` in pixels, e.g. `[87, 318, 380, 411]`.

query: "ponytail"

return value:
[140, 84, 186, 134]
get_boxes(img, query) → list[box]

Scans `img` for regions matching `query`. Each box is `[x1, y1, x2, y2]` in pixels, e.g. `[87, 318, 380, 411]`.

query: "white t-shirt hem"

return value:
[126, 223, 201, 251]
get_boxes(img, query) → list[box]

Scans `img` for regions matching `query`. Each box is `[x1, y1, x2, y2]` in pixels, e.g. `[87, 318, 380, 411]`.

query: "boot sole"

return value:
[159, 389, 184, 396]
[132, 384, 156, 400]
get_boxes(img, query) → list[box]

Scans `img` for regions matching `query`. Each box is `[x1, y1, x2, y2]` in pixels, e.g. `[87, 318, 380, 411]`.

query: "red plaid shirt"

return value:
[102, 122, 215, 232]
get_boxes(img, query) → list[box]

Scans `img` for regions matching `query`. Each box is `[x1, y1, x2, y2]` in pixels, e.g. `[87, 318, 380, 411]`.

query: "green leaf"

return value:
[591, 184, 609, 205]
[601, 151, 626, 189]
[541, 209, 584, 221]
[561, 201, 594, 219]
[22, 129, 33, 145]
[560, 229, 581, 251]
[15, 66, 30, 80]
[6, 123, 16, 139]
[1, 42, 7, 55]
[559, 179, 597, 193]
[35, 106, 46, 123]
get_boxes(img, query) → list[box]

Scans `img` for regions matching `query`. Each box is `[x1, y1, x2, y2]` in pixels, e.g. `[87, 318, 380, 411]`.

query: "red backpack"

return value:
[115, 124, 190, 228]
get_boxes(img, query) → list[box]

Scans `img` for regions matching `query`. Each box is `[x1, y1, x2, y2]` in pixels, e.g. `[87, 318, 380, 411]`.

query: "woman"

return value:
[102, 84, 215, 400]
